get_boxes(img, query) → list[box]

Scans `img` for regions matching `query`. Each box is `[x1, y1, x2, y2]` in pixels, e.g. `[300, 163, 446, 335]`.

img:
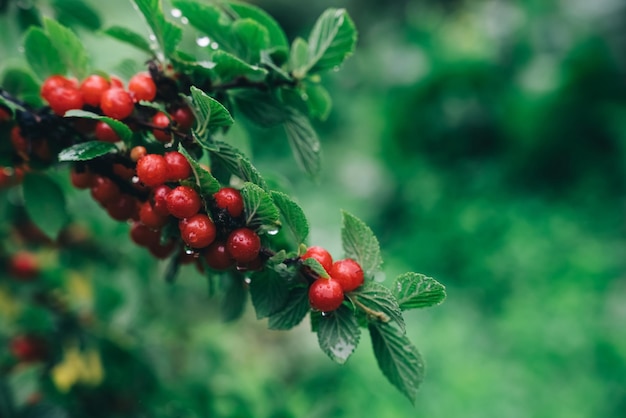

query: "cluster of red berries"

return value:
[302, 246, 364, 312]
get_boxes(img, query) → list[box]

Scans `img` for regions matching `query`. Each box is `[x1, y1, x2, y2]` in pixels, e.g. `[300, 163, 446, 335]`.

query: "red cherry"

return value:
[0, 106, 12, 122]
[10, 126, 29, 156]
[172, 106, 195, 131]
[130, 222, 160, 247]
[80, 75, 111, 107]
[106, 194, 138, 221]
[110, 76, 124, 89]
[226, 228, 261, 263]
[151, 112, 171, 142]
[330, 258, 364, 292]
[179, 214, 216, 249]
[213, 187, 244, 218]
[139, 200, 168, 229]
[100, 88, 134, 120]
[8, 251, 39, 280]
[10, 335, 47, 362]
[90, 176, 121, 205]
[148, 239, 175, 259]
[302, 246, 333, 273]
[152, 185, 171, 216]
[136, 154, 168, 187]
[128, 72, 157, 102]
[41, 75, 76, 100]
[94, 121, 121, 143]
[308, 278, 344, 312]
[164, 151, 191, 181]
[112, 163, 135, 180]
[46, 87, 84, 116]
[203, 241, 234, 270]
[166, 186, 202, 219]
[70, 167, 94, 189]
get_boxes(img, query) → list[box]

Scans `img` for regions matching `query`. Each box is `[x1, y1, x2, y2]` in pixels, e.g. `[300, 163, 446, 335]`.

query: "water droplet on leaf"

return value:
[196, 36, 210, 47]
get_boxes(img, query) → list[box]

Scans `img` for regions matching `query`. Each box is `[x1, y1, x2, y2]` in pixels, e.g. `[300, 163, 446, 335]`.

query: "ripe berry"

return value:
[90, 175, 121, 205]
[172, 106, 194, 131]
[112, 163, 135, 180]
[10, 335, 47, 362]
[0, 106, 12, 122]
[46, 87, 84, 116]
[94, 121, 120, 143]
[226, 228, 261, 263]
[139, 201, 168, 229]
[151, 112, 171, 142]
[110, 76, 124, 88]
[166, 185, 202, 219]
[152, 185, 171, 216]
[136, 154, 168, 187]
[41, 75, 76, 100]
[8, 251, 39, 280]
[106, 194, 137, 221]
[302, 246, 333, 273]
[164, 151, 191, 181]
[128, 72, 157, 102]
[330, 258, 364, 292]
[309, 278, 344, 312]
[80, 75, 111, 107]
[179, 214, 216, 249]
[70, 167, 94, 189]
[148, 239, 175, 259]
[130, 145, 147, 162]
[10, 126, 29, 156]
[130, 222, 160, 247]
[100, 88, 134, 120]
[203, 241, 234, 270]
[213, 187, 244, 218]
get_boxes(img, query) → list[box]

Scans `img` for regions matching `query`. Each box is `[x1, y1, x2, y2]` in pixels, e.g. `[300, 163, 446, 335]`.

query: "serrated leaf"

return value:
[351, 281, 404, 331]
[283, 109, 321, 178]
[22, 173, 68, 239]
[393, 273, 446, 310]
[208, 141, 267, 190]
[53, 0, 102, 30]
[267, 286, 309, 330]
[241, 182, 281, 233]
[369, 322, 424, 405]
[189, 86, 233, 138]
[305, 83, 332, 121]
[131, 0, 182, 58]
[341, 210, 382, 279]
[307, 8, 357, 73]
[249, 269, 289, 319]
[57, 141, 118, 162]
[228, 2, 288, 49]
[23, 27, 66, 79]
[103, 26, 153, 54]
[64, 109, 132, 143]
[317, 305, 360, 364]
[289, 37, 309, 78]
[302, 258, 329, 279]
[234, 91, 287, 127]
[212, 50, 268, 83]
[270, 191, 309, 244]
[172, 0, 235, 51]
[177, 144, 220, 195]
[220, 273, 248, 322]
[231, 18, 270, 63]
[43, 18, 89, 79]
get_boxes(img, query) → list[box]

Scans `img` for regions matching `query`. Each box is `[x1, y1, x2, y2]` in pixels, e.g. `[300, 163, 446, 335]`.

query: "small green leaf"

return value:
[57, 141, 118, 162]
[351, 281, 404, 331]
[53, 0, 102, 30]
[43, 17, 90, 79]
[302, 258, 329, 279]
[393, 273, 446, 310]
[306, 8, 357, 73]
[1, 68, 42, 106]
[270, 191, 309, 244]
[103, 26, 153, 54]
[22, 173, 68, 239]
[241, 182, 281, 234]
[268, 286, 309, 330]
[227, 2, 288, 49]
[177, 144, 221, 195]
[249, 269, 290, 319]
[172, 0, 234, 51]
[341, 210, 382, 279]
[208, 141, 267, 190]
[64, 109, 132, 143]
[231, 18, 270, 63]
[23, 27, 66, 79]
[283, 109, 321, 178]
[131, 0, 182, 58]
[189, 86, 234, 137]
[305, 83, 332, 121]
[212, 50, 268, 83]
[369, 322, 424, 405]
[234, 91, 287, 127]
[289, 37, 309, 78]
[317, 305, 360, 364]
[220, 273, 248, 322]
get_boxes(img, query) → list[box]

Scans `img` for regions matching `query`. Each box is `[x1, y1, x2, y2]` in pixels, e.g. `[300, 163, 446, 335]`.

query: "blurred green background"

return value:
[2, 0, 626, 417]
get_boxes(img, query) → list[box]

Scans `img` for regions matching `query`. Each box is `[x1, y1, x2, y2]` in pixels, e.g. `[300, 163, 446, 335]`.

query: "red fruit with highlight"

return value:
[151, 112, 171, 142]
[70, 167, 94, 189]
[330, 258, 364, 292]
[302, 246, 333, 273]
[90, 176, 121, 205]
[164, 151, 191, 181]
[41, 75, 76, 100]
[172, 106, 194, 131]
[179, 214, 216, 249]
[100, 88, 134, 120]
[136, 154, 168, 187]
[130, 222, 160, 247]
[106, 194, 138, 221]
[204, 241, 234, 270]
[139, 201, 168, 229]
[213, 187, 244, 218]
[128, 72, 156, 102]
[94, 121, 120, 143]
[309, 278, 344, 312]
[152, 185, 171, 216]
[46, 87, 84, 116]
[80, 75, 111, 107]
[226, 228, 261, 263]
[166, 186, 202, 219]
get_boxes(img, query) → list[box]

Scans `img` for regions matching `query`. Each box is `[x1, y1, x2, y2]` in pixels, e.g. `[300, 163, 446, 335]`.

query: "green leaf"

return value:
[341, 210, 382, 279]
[43, 18, 90, 79]
[241, 182, 281, 234]
[22, 173, 68, 239]
[234, 91, 287, 127]
[249, 269, 290, 319]
[270, 191, 309, 244]
[283, 109, 321, 178]
[305, 83, 332, 121]
[212, 50, 268, 83]
[57, 141, 118, 162]
[220, 273, 248, 322]
[289, 37, 309, 78]
[351, 281, 405, 331]
[103, 26, 153, 54]
[172, 0, 234, 51]
[317, 305, 360, 364]
[189, 86, 234, 137]
[306, 8, 357, 73]
[227, 2, 288, 49]
[393, 273, 446, 310]
[64, 110, 132, 143]
[53, 0, 102, 30]
[1, 68, 41, 106]
[177, 144, 221, 195]
[369, 322, 424, 405]
[302, 258, 329, 279]
[131, 0, 182, 58]
[208, 141, 267, 190]
[23, 27, 66, 79]
[231, 18, 270, 63]
[268, 286, 309, 330]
